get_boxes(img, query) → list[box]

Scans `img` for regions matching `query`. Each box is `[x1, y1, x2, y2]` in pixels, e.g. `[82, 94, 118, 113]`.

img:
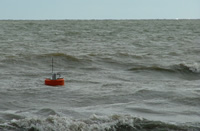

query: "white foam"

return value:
[188, 63, 200, 73]
[181, 62, 200, 73]
[8, 114, 139, 131]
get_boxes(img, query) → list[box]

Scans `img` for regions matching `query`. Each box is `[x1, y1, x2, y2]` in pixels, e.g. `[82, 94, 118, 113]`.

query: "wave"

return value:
[128, 62, 200, 80]
[129, 65, 173, 73]
[39, 53, 81, 62]
[0, 113, 25, 121]
[35, 108, 59, 117]
[0, 114, 198, 131]
[177, 62, 200, 73]
[129, 62, 200, 74]
[1, 52, 84, 63]
[0, 52, 92, 70]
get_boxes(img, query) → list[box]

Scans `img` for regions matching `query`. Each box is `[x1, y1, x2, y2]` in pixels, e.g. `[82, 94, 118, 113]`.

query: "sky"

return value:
[0, 0, 199, 20]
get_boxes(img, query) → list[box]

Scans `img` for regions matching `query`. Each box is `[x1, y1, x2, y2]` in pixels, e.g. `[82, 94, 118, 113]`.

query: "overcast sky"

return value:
[0, 0, 199, 20]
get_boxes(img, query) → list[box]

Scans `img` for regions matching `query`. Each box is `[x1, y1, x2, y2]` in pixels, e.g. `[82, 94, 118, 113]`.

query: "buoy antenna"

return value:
[52, 57, 53, 74]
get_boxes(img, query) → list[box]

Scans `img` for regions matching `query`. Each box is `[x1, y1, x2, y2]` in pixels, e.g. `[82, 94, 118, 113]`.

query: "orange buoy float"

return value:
[45, 73, 64, 86]
[45, 58, 65, 86]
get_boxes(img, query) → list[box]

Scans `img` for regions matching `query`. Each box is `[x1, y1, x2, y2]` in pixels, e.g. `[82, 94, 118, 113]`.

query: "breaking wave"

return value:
[0, 114, 198, 131]
[129, 62, 200, 74]
[128, 62, 200, 80]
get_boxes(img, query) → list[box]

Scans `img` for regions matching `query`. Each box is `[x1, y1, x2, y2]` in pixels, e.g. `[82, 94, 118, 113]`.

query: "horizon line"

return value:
[0, 18, 199, 21]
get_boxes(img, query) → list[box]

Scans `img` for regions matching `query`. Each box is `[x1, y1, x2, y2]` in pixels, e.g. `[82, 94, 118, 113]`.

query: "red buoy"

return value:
[45, 58, 65, 86]
[45, 77, 64, 86]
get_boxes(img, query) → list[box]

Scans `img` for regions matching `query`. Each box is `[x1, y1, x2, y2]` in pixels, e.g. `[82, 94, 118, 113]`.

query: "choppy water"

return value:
[0, 20, 200, 131]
